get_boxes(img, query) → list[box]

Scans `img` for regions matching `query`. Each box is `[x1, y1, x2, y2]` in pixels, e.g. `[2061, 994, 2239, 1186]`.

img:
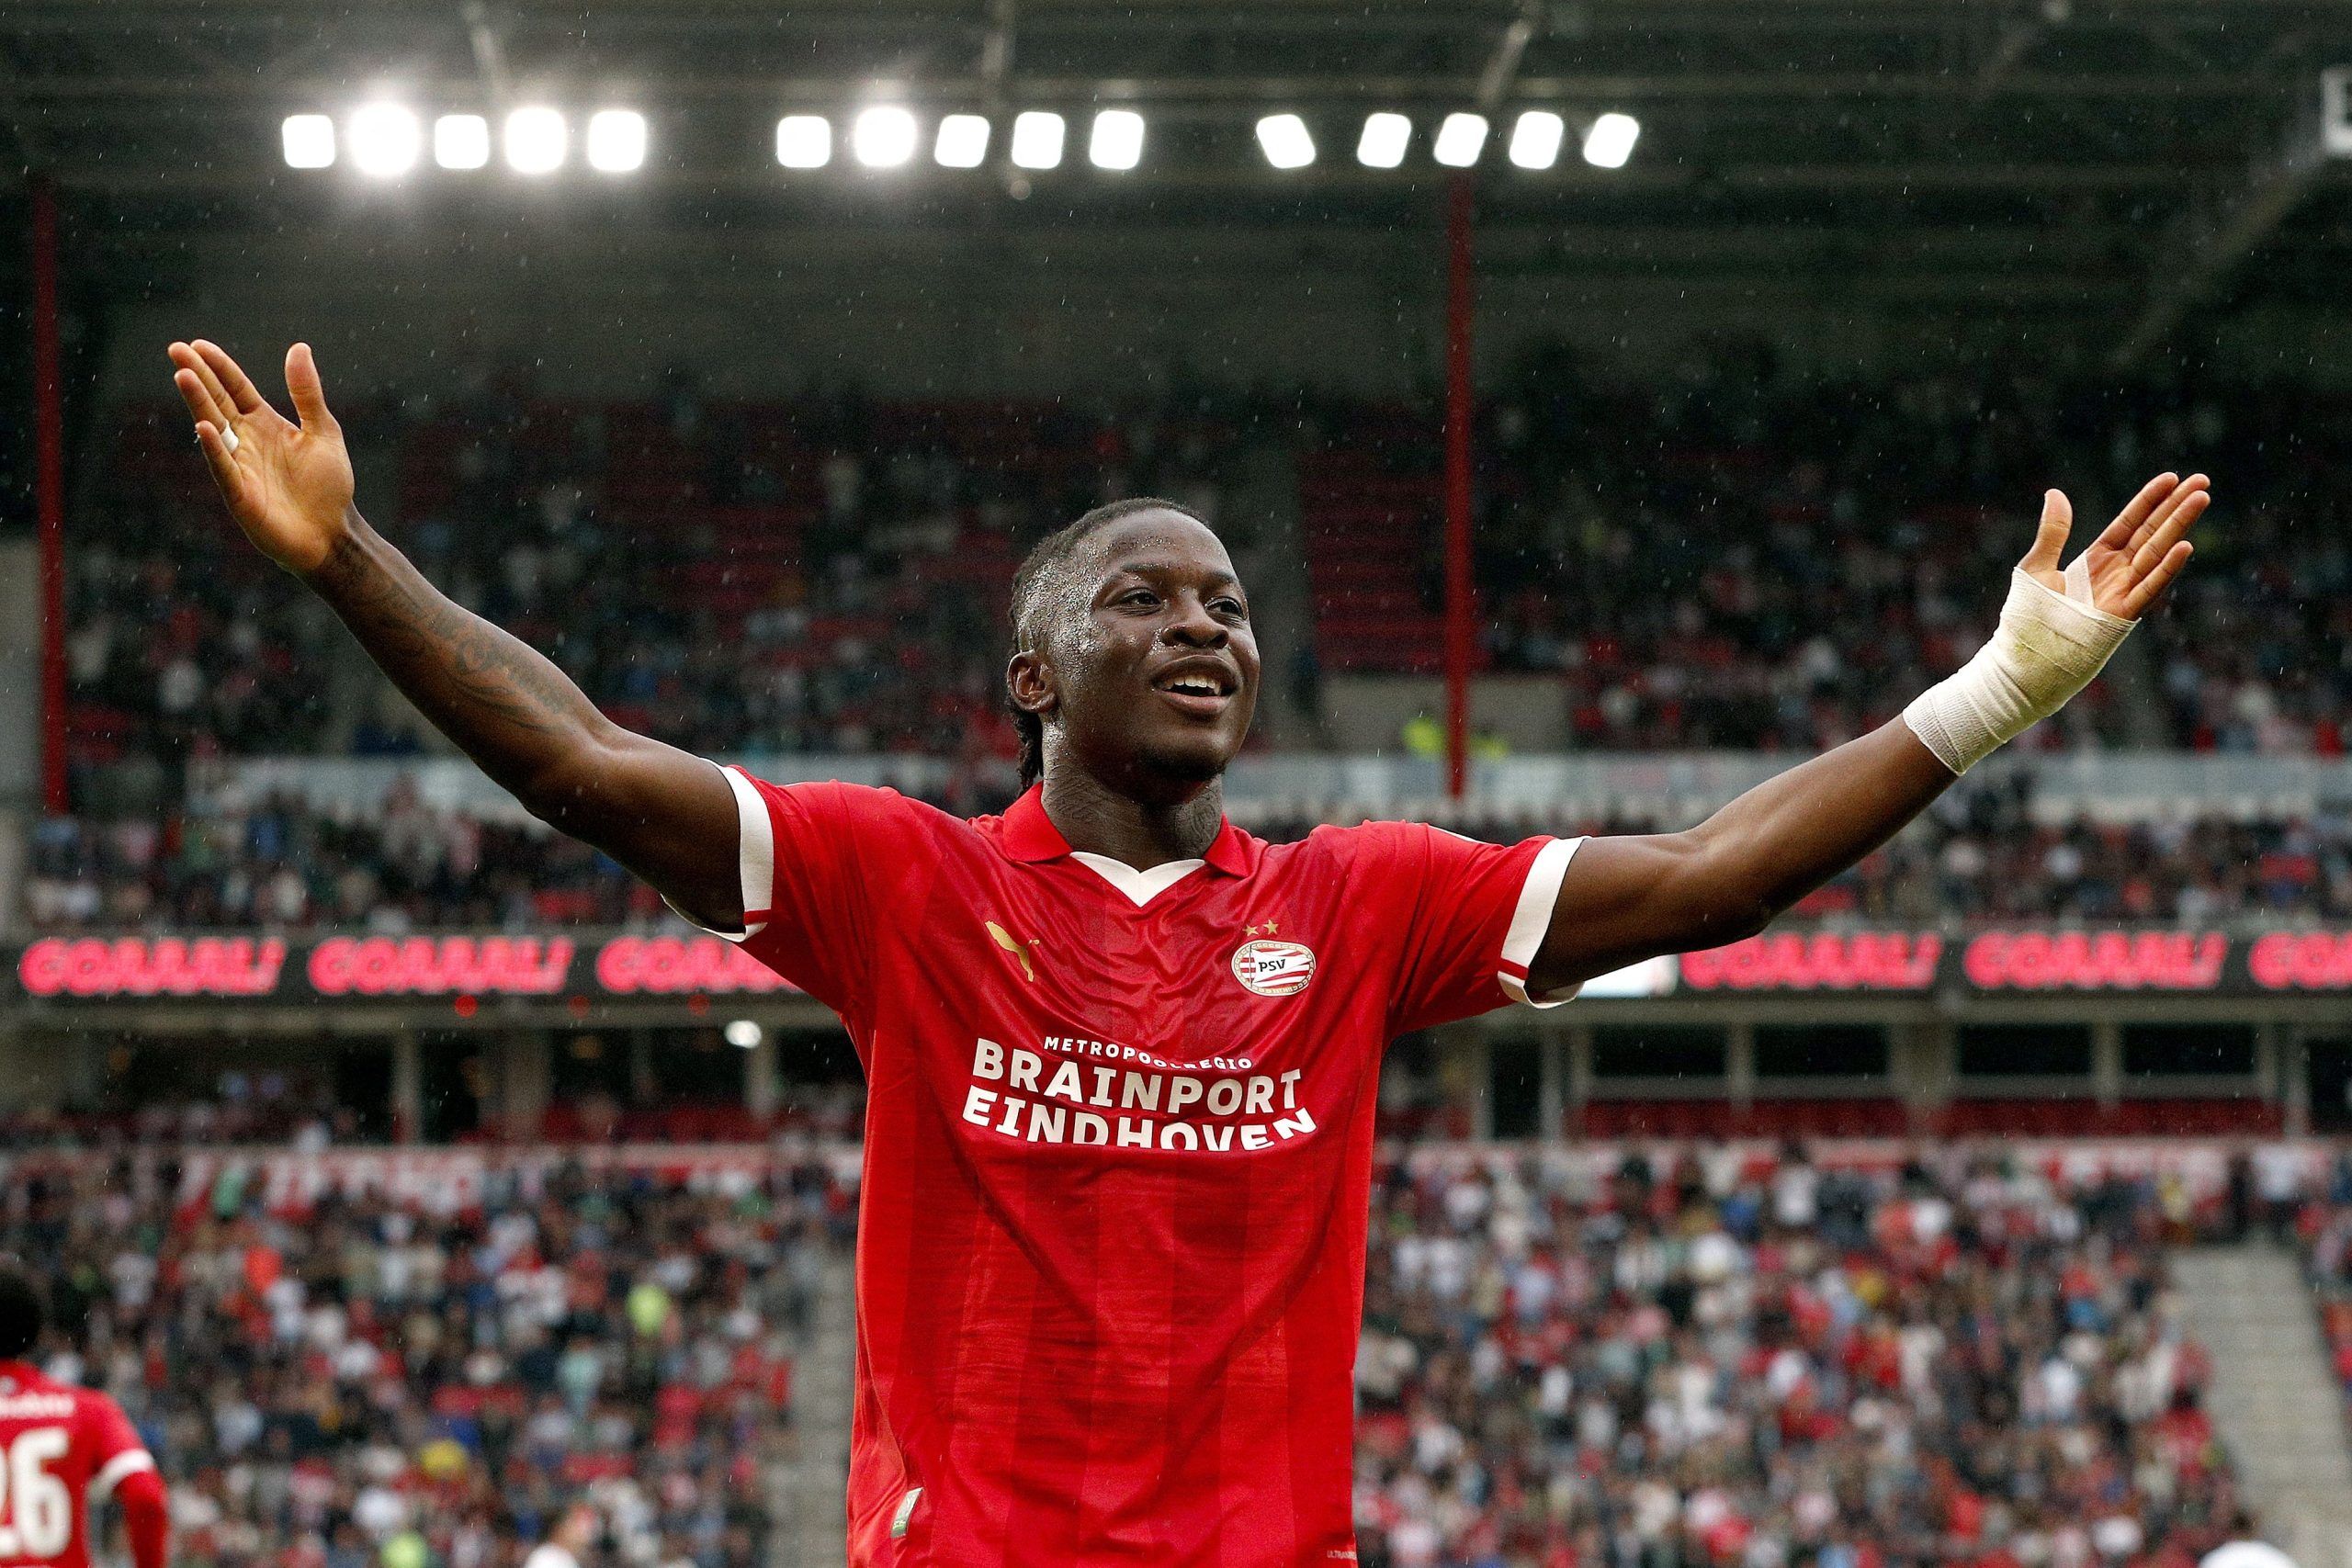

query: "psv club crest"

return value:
[1231, 936, 1316, 998]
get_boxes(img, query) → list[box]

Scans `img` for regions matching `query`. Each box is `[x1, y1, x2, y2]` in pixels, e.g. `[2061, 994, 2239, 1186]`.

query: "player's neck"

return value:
[1038, 768, 1223, 870]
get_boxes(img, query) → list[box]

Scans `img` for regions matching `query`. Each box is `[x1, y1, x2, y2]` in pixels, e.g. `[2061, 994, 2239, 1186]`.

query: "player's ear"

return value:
[1007, 648, 1057, 717]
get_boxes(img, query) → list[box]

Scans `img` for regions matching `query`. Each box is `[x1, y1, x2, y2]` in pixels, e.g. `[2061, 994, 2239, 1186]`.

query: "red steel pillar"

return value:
[1442, 175, 1476, 799]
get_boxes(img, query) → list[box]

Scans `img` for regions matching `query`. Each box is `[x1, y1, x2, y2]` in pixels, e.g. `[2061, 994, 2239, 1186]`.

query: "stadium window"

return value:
[2309, 1037, 2352, 1133]
[417, 1032, 488, 1141]
[655, 1027, 750, 1100]
[2121, 1024, 2256, 1078]
[334, 1047, 395, 1139]
[553, 1029, 630, 1100]
[1956, 1024, 2092, 1078]
[1488, 1040, 1542, 1137]
[1753, 1025, 1890, 1080]
[1591, 1026, 1726, 1081]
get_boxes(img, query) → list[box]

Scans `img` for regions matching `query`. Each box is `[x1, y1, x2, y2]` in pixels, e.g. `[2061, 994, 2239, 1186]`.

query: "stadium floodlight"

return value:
[1356, 112, 1410, 168]
[1010, 111, 1066, 170]
[1583, 111, 1641, 169]
[1089, 109, 1145, 171]
[347, 103, 421, 178]
[2326, 66, 2352, 156]
[934, 114, 990, 167]
[1256, 113, 1315, 169]
[1509, 110, 1565, 170]
[434, 114, 491, 170]
[585, 109, 647, 173]
[775, 115, 832, 168]
[724, 1020, 763, 1049]
[504, 107, 568, 174]
[281, 114, 335, 170]
[854, 106, 919, 168]
[1432, 112, 1488, 168]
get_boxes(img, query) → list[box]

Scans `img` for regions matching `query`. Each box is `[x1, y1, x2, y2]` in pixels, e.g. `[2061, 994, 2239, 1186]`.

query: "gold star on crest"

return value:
[1245, 919, 1281, 938]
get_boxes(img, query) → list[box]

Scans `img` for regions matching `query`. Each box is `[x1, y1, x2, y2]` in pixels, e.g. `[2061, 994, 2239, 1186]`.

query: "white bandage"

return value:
[1901, 566, 2135, 775]
[221, 427, 239, 454]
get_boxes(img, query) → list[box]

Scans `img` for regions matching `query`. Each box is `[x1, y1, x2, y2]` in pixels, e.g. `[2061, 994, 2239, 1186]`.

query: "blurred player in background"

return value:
[520, 1504, 600, 1568]
[0, 1260, 167, 1568]
[168, 336, 2207, 1565]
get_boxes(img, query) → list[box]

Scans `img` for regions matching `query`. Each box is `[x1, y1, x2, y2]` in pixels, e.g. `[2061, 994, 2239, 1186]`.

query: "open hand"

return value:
[167, 339, 354, 576]
[2018, 471, 2208, 620]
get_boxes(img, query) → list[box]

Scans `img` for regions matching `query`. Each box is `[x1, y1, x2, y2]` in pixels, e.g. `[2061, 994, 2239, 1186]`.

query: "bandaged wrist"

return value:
[1902, 566, 2134, 774]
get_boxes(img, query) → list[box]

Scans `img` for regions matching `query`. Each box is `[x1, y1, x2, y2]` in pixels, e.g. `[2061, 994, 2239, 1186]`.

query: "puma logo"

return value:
[986, 921, 1035, 982]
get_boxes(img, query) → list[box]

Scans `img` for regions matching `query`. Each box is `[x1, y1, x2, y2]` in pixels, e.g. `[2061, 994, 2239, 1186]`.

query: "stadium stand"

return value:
[10, 1134, 2299, 1568]
[1309, 362, 2337, 756]
[0, 1150, 851, 1568]
[62, 383, 1238, 787]
[2305, 1187, 2352, 1416]
[1351, 1144, 2259, 1568]
[56, 360, 2352, 804]
[22, 778, 2352, 932]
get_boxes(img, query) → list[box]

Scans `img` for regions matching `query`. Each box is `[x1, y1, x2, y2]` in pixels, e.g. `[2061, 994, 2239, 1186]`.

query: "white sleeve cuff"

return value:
[93, 1450, 154, 1499]
[662, 762, 775, 943]
[1498, 836, 1585, 1008]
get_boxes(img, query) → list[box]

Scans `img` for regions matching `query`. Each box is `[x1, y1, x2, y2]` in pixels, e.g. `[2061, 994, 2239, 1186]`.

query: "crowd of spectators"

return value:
[1352, 1145, 2257, 1568]
[65, 350, 2352, 791]
[20, 777, 665, 931]
[1461, 347, 2350, 754]
[41, 351, 2352, 935]
[63, 371, 1239, 803]
[11, 1121, 2344, 1568]
[24, 766, 2352, 932]
[3, 1152, 849, 1568]
[2297, 1169, 2352, 1422]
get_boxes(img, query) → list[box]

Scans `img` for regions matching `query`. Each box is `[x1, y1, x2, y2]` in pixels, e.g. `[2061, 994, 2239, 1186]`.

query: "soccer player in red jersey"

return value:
[0, 1261, 168, 1568]
[168, 339, 2207, 1565]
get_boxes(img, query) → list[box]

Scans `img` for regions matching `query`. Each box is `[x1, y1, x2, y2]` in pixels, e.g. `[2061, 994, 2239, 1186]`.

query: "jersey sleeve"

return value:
[1347, 821, 1587, 1034]
[81, 1392, 155, 1501]
[666, 765, 931, 1021]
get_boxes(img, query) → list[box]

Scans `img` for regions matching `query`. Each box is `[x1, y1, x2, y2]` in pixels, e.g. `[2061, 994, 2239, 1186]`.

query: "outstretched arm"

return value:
[167, 339, 743, 930]
[1524, 472, 2209, 994]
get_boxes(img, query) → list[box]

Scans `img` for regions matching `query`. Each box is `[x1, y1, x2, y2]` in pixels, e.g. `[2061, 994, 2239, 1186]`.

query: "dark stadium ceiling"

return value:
[5, 0, 2352, 326]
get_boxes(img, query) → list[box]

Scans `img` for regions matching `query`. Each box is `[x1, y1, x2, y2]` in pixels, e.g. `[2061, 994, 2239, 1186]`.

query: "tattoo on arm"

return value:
[305, 509, 609, 811]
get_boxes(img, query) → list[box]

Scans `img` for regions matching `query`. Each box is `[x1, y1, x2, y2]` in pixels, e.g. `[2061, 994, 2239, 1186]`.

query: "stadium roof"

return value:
[5, 1, 2352, 339]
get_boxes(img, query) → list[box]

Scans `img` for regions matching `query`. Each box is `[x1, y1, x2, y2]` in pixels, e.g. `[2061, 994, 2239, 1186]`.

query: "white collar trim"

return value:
[1067, 851, 1205, 907]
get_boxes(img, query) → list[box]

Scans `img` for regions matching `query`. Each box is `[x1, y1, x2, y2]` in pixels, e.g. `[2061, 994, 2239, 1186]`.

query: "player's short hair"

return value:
[0, 1258, 45, 1359]
[1007, 496, 1213, 788]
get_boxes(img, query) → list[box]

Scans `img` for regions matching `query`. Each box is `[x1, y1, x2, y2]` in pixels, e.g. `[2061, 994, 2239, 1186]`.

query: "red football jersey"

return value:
[698, 773, 1582, 1566]
[0, 1364, 154, 1568]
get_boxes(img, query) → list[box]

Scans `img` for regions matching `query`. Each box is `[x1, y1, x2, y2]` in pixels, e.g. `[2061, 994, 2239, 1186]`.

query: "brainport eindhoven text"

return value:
[961, 1037, 1318, 1152]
